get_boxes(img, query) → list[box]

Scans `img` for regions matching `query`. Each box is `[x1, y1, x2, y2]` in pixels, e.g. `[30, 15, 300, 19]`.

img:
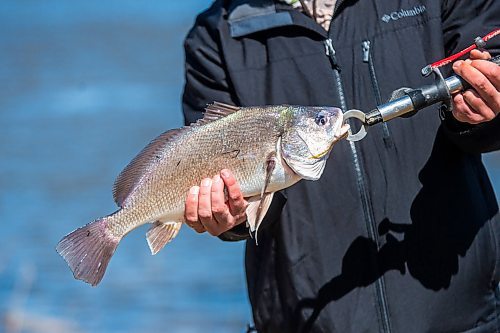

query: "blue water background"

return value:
[0, 1, 252, 332]
[0, 2, 499, 333]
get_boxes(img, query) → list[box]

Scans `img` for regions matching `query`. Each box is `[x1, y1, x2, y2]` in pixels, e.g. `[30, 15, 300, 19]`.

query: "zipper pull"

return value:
[324, 38, 334, 56]
[324, 38, 341, 71]
[362, 40, 370, 63]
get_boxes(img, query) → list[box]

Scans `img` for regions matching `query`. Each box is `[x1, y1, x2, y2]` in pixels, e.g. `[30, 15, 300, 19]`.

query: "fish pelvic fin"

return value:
[246, 154, 277, 244]
[56, 215, 121, 286]
[146, 221, 182, 255]
[246, 192, 275, 245]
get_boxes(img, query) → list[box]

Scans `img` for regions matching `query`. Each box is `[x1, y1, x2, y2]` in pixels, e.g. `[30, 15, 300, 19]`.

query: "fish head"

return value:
[280, 106, 348, 181]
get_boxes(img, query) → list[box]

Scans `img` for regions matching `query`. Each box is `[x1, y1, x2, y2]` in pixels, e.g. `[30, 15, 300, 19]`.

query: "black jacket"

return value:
[182, 1, 500, 332]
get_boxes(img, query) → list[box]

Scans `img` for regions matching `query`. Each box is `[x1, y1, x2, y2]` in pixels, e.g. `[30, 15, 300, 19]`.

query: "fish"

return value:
[56, 102, 349, 286]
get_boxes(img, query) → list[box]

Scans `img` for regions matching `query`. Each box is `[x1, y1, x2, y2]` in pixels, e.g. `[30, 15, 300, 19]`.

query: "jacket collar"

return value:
[227, 0, 327, 38]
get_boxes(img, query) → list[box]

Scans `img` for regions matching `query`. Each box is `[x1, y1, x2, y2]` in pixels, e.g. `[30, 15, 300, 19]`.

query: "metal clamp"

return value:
[343, 109, 368, 142]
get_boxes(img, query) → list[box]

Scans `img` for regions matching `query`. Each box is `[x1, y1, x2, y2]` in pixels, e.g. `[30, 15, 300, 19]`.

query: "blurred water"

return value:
[0, 1, 251, 332]
[0, 2, 499, 333]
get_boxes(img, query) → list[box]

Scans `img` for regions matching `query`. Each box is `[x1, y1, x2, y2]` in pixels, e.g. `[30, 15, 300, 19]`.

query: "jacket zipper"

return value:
[325, 38, 392, 333]
[362, 40, 392, 147]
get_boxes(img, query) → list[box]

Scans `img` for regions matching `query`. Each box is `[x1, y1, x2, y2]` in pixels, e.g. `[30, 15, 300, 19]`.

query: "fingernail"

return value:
[465, 59, 472, 65]
[201, 178, 212, 187]
[221, 169, 230, 178]
[453, 61, 463, 70]
[213, 174, 221, 183]
[190, 186, 199, 195]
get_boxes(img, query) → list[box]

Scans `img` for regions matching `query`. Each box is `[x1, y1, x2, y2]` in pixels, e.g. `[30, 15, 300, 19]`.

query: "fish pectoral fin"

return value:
[146, 221, 182, 255]
[262, 153, 277, 197]
[246, 192, 274, 235]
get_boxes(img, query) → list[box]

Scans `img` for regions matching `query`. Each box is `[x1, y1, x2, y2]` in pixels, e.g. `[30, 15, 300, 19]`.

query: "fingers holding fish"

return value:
[197, 178, 222, 235]
[221, 169, 247, 218]
[210, 174, 237, 234]
[202, 175, 241, 236]
[184, 186, 206, 233]
[215, 172, 248, 230]
[184, 173, 246, 236]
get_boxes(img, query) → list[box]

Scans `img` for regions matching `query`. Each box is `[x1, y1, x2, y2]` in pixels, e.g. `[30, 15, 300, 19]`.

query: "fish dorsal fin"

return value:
[194, 102, 240, 126]
[113, 128, 184, 206]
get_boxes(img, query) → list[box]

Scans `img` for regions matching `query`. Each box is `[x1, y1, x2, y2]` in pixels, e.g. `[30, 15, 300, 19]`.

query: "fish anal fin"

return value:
[146, 221, 182, 255]
[113, 128, 185, 206]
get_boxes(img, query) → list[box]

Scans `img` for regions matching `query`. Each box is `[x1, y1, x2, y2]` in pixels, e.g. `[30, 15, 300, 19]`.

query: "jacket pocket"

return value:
[362, 40, 393, 148]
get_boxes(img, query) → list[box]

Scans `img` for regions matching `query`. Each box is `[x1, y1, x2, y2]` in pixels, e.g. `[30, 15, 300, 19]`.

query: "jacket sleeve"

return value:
[440, 0, 500, 153]
[182, 15, 251, 241]
[182, 17, 237, 125]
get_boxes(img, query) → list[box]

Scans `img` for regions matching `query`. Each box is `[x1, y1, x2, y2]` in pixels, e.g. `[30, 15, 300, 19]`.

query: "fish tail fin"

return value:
[56, 214, 121, 286]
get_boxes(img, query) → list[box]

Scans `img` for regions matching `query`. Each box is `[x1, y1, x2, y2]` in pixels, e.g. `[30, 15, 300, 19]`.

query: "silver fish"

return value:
[56, 102, 348, 286]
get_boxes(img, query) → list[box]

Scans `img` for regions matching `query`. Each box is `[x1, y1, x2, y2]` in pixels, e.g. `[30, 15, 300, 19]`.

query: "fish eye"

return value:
[315, 112, 328, 126]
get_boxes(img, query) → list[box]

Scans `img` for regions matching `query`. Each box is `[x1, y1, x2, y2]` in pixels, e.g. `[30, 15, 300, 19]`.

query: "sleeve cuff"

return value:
[442, 109, 500, 153]
[218, 222, 251, 242]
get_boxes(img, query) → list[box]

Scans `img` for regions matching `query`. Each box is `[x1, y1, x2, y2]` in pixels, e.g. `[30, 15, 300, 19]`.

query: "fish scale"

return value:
[56, 102, 347, 286]
[116, 107, 280, 225]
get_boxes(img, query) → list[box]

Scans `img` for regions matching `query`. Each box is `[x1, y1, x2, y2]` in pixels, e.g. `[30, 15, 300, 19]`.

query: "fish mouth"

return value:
[336, 123, 350, 140]
[309, 123, 350, 160]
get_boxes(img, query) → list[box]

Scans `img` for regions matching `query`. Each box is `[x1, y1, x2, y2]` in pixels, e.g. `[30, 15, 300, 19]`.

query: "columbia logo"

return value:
[381, 5, 426, 23]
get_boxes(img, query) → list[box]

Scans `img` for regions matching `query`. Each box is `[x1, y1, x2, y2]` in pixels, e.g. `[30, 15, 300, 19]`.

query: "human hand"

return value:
[184, 169, 248, 236]
[451, 49, 499, 124]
